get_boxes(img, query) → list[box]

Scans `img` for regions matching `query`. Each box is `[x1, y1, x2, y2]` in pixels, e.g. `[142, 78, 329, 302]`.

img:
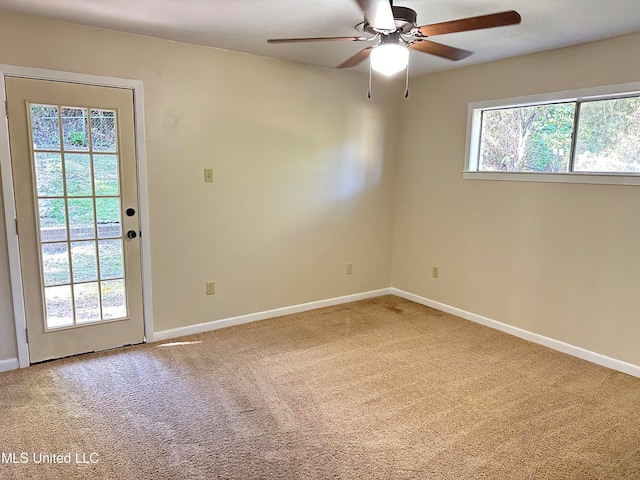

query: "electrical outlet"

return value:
[432, 267, 439, 279]
[206, 281, 215, 295]
[346, 263, 353, 275]
[204, 168, 214, 183]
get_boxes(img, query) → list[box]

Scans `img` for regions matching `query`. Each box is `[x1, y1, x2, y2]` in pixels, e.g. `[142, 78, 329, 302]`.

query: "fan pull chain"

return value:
[368, 60, 372, 99]
[404, 62, 409, 98]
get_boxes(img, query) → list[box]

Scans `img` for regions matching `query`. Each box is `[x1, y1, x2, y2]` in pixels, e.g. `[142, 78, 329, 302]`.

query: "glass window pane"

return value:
[65, 154, 92, 196]
[68, 198, 95, 240]
[574, 97, 640, 173]
[38, 198, 67, 242]
[91, 110, 117, 152]
[62, 107, 89, 152]
[70, 241, 98, 283]
[30, 104, 60, 151]
[41, 243, 70, 286]
[34, 153, 64, 197]
[94, 155, 120, 196]
[479, 103, 575, 172]
[101, 279, 126, 320]
[75, 282, 101, 323]
[45, 285, 74, 329]
[98, 239, 124, 280]
[96, 197, 122, 238]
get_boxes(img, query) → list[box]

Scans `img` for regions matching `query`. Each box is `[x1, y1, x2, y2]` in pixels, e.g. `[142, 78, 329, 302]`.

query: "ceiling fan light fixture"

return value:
[370, 43, 409, 76]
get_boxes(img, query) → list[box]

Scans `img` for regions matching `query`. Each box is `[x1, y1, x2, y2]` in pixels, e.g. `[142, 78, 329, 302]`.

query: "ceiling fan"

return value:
[268, 0, 521, 96]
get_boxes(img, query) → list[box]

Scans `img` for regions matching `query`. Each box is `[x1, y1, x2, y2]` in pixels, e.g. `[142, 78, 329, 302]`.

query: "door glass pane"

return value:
[94, 155, 120, 196]
[98, 239, 124, 279]
[96, 197, 122, 238]
[29, 99, 129, 330]
[102, 279, 126, 319]
[65, 154, 93, 196]
[70, 241, 98, 283]
[38, 198, 67, 242]
[62, 107, 89, 151]
[75, 282, 101, 323]
[41, 243, 70, 286]
[68, 198, 95, 240]
[30, 104, 61, 151]
[44, 285, 74, 328]
[90, 110, 117, 152]
[34, 152, 64, 197]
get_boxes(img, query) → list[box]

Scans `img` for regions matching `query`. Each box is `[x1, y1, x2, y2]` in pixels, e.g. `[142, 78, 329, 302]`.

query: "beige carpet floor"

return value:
[1, 295, 640, 479]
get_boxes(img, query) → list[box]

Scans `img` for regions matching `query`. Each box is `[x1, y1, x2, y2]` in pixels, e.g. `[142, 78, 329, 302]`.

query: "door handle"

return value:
[127, 230, 138, 239]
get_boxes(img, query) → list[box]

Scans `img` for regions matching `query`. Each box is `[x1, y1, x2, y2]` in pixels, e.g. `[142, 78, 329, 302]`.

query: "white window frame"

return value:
[463, 81, 640, 186]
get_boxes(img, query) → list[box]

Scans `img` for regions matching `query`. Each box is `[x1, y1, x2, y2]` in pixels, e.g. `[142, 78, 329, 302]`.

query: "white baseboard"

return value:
[153, 288, 393, 342]
[391, 288, 640, 379]
[0, 358, 19, 373]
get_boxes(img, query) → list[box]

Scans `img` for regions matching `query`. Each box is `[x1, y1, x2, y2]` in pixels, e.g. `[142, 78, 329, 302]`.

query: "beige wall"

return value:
[393, 33, 640, 365]
[0, 12, 400, 360]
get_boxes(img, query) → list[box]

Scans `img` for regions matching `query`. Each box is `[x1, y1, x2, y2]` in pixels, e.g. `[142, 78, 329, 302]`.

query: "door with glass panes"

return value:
[6, 77, 144, 363]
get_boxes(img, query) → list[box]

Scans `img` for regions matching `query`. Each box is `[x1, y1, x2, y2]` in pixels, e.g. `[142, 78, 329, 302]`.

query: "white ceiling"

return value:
[1, 0, 640, 76]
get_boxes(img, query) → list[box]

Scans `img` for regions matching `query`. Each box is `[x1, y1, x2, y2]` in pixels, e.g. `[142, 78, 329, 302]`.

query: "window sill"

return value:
[462, 171, 640, 186]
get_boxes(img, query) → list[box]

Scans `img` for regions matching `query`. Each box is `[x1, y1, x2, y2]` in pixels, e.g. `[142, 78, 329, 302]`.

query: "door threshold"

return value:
[31, 342, 144, 365]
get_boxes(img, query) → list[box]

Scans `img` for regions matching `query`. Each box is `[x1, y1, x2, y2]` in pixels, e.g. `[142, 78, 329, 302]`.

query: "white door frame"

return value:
[0, 65, 154, 368]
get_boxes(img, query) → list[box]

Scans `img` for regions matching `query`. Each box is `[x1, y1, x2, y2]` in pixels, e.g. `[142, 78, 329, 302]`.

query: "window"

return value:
[464, 82, 640, 185]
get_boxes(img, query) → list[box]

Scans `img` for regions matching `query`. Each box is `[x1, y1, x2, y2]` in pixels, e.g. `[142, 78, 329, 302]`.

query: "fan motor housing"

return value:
[360, 6, 417, 34]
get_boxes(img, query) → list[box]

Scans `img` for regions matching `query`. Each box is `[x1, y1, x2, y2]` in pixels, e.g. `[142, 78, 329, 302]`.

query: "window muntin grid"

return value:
[29, 103, 127, 329]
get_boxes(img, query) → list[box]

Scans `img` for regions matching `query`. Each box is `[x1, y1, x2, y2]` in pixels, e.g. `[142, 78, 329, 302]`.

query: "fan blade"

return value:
[418, 10, 521, 37]
[337, 47, 373, 68]
[410, 40, 472, 61]
[354, 0, 396, 31]
[268, 36, 365, 44]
